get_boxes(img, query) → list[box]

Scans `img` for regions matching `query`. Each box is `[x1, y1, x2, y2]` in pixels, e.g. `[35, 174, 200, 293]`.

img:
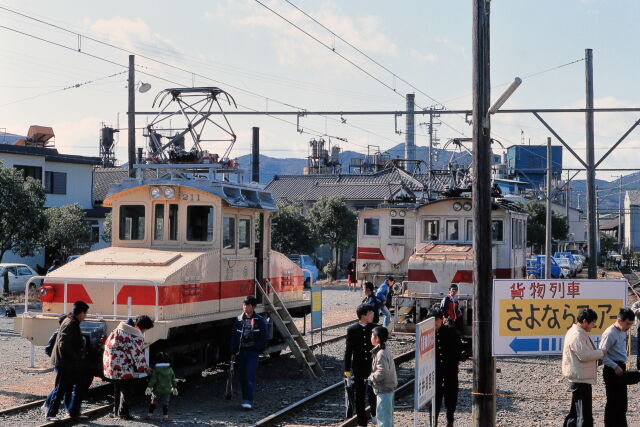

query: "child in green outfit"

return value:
[145, 352, 178, 421]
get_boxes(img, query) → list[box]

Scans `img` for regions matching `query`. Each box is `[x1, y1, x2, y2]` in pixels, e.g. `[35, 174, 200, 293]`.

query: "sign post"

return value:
[492, 279, 627, 356]
[309, 269, 322, 362]
[414, 317, 436, 427]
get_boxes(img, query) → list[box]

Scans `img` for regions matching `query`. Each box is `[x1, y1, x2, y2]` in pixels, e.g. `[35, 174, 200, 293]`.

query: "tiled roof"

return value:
[0, 144, 100, 165]
[627, 190, 640, 206]
[93, 167, 158, 204]
[599, 216, 622, 231]
[265, 167, 446, 203]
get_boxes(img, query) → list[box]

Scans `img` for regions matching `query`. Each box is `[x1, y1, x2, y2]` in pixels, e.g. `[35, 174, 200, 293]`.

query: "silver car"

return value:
[0, 263, 38, 294]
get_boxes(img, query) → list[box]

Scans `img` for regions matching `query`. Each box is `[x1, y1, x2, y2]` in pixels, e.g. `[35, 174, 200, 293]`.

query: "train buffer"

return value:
[256, 280, 323, 378]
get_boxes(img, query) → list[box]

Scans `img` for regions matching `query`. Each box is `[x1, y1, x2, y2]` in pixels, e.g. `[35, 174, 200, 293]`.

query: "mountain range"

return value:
[236, 142, 637, 213]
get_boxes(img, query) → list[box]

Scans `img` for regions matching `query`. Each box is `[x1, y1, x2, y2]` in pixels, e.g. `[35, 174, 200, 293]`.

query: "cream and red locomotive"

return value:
[15, 88, 308, 375]
[357, 197, 527, 333]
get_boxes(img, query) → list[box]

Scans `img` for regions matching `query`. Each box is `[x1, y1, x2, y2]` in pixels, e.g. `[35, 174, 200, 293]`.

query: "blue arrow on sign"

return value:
[509, 337, 540, 353]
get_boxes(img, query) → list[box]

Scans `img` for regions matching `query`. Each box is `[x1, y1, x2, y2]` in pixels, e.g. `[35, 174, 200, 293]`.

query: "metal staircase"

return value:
[256, 280, 323, 378]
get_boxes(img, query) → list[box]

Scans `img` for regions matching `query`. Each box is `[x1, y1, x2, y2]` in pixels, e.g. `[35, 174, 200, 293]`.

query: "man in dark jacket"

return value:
[347, 256, 357, 292]
[344, 304, 376, 426]
[46, 300, 89, 421]
[230, 296, 268, 410]
[429, 307, 462, 427]
[362, 282, 380, 324]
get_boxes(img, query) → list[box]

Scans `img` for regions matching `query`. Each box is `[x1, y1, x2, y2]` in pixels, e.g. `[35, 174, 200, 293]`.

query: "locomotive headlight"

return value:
[150, 187, 161, 198]
[399, 210, 406, 217]
[390, 210, 397, 217]
[163, 187, 175, 199]
[463, 202, 472, 211]
[453, 202, 462, 211]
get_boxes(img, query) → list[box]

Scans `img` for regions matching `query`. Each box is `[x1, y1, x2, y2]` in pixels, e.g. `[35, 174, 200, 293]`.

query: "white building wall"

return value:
[0, 152, 103, 268]
[551, 202, 586, 243]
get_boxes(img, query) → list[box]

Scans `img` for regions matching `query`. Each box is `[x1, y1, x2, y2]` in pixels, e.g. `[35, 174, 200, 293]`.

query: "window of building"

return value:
[363, 218, 380, 236]
[119, 205, 145, 240]
[44, 171, 67, 194]
[492, 220, 504, 242]
[168, 204, 178, 240]
[466, 219, 473, 241]
[187, 206, 214, 242]
[390, 218, 405, 236]
[86, 219, 99, 244]
[423, 219, 440, 241]
[239, 218, 251, 249]
[154, 204, 164, 240]
[223, 216, 236, 249]
[445, 220, 459, 241]
[14, 165, 42, 182]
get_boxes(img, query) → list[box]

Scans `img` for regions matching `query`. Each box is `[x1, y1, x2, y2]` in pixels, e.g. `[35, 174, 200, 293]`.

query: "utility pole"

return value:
[471, 0, 495, 425]
[128, 55, 136, 178]
[545, 137, 552, 278]
[585, 49, 597, 278]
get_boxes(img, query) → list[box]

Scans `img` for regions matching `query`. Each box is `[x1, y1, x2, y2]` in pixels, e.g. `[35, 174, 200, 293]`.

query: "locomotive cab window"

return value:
[363, 218, 380, 236]
[390, 218, 405, 237]
[119, 205, 145, 241]
[465, 219, 473, 242]
[423, 219, 439, 241]
[154, 204, 164, 240]
[186, 205, 214, 242]
[238, 218, 251, 250]
[168, 204, 178, 240]
[445, 219, 459, 241]
[492, 219, 503, 242]
[223, 216, 236, 249]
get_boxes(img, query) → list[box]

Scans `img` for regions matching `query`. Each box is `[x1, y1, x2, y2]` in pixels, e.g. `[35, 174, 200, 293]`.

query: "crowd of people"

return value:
[561, 306, 640, 427]
[41, 296, 268, 421]
[40, 277, 640, 426]
[343, 276, 464, 427]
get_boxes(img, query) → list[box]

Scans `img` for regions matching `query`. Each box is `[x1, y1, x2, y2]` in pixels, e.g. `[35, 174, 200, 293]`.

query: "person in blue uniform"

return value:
[375, 276, 395, 328]
[344, 304, 377, 426]
[230, 296, 268, 410]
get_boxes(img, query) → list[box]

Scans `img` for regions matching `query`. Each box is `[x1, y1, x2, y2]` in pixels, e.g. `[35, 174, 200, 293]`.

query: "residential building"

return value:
[0, 143, 105, 268]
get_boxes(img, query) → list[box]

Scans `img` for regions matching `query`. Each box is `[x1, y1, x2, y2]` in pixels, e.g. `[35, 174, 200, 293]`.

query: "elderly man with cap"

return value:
[230, 296, 268, 410]
[46, 300, 90, 421]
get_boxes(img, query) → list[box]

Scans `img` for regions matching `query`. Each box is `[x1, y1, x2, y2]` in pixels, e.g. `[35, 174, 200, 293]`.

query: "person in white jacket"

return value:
[562, 308, 607, 427]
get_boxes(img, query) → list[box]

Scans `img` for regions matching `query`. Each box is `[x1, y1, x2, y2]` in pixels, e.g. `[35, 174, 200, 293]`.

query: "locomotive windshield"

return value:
[186, 205, 214, 242]
[120, 205, 145, 240]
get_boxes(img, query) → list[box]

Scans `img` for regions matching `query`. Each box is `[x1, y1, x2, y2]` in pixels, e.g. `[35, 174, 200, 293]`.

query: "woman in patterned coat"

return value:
[103, 315, 154, 419]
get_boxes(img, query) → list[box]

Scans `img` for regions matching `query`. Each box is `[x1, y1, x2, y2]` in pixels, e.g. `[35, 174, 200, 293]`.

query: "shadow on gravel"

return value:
[0, 389, 45, 402]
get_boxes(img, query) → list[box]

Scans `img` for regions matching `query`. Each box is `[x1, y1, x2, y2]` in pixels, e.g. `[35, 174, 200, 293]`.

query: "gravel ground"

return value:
[5, 285, 640, 426]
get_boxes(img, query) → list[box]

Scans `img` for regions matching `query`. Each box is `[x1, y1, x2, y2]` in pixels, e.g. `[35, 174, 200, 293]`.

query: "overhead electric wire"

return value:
[0, 6, 407, 153]
[269, 0, 470, 137]
[0, 70, 127, 107]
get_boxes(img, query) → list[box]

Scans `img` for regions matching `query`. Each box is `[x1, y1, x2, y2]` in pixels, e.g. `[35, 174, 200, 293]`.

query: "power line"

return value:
[259, 0, 469, 137]
[0, 6, 408, 152]
[0, 70, 127, 107]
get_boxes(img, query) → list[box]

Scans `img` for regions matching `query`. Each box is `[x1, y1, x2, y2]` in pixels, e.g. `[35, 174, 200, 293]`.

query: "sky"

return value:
[0, 0, 639, 184]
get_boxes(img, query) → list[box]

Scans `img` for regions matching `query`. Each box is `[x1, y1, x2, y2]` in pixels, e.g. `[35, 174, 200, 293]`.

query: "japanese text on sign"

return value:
[414, 317, 435, 410]
[492, 279, 627, 356]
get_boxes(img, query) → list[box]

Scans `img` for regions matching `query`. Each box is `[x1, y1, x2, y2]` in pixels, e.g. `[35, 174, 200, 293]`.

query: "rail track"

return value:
[253, 348, 416, 427]
[0, 319, 355, 426]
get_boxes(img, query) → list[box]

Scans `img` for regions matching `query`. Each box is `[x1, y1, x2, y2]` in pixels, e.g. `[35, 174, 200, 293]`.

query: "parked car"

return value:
[0, 263, 38, 294]
[555, 257, 576, 278]
[526, 255, 562, 279]
[287, 254, 319, 287]
[555, 252, 582, 273]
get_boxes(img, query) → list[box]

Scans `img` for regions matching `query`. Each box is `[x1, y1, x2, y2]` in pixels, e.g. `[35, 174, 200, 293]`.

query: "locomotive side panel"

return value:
[356, 207, 417, 286]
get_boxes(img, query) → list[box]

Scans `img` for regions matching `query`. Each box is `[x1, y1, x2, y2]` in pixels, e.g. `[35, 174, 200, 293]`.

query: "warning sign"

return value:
[493, 279, 627, 356]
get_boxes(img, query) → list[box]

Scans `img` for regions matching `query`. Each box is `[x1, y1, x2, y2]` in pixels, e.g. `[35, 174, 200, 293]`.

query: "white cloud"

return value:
[83, 17, 182, 56]
[434, 36, 466, 56]
[409, 48, 438, 64]
[204, 1, 397, 68]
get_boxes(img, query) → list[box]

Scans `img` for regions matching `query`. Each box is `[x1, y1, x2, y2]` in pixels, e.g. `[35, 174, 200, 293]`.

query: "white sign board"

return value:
[414, 317, 436, 410]
[492, 279, 627, 356]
